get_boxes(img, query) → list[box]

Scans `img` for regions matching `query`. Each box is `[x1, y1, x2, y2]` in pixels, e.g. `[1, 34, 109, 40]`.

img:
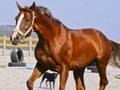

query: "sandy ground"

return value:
[0, 55, 120, 90]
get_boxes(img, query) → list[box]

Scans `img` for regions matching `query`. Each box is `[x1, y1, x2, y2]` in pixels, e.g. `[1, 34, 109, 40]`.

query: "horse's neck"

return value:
[34, 15, 63, 42]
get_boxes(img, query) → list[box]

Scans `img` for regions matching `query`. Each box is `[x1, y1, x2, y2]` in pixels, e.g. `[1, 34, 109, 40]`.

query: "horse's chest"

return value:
[35, 47, 58, 68]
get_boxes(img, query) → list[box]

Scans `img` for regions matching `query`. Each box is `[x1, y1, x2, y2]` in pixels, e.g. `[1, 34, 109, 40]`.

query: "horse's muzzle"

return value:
[10, 35, 19, 45]
[10, 34, 26, 45]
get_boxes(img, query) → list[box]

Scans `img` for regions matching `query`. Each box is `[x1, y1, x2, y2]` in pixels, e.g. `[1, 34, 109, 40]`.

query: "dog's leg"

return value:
[53, 81, 55, 89]
[40, 74, 46, 87]
[40, 76, 45, 87]
[49, 81, 52, 90]
[46, 80, 48, 87]
[40, 80, 42, 87]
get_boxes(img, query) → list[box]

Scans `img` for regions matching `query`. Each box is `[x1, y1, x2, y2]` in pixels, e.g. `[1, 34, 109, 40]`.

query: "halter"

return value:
[13, 11, 35, 40]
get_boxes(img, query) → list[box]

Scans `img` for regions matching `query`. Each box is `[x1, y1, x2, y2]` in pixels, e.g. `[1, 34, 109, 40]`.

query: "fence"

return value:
[0, 35, 38, 56]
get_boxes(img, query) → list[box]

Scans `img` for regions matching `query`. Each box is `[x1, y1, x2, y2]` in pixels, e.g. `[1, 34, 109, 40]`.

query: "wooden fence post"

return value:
[29, 37, 32, 56]
[3, 35, 6, 56]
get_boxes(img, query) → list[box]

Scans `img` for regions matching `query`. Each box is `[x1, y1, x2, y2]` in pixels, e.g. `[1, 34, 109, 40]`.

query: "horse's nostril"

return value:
[14, 36, 19, 42]
[10, 35, 19, 45]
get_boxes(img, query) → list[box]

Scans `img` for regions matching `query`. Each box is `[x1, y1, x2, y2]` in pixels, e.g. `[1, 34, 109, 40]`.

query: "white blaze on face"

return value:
[16, 13, 24, 30]
[12, 13, 24, 40]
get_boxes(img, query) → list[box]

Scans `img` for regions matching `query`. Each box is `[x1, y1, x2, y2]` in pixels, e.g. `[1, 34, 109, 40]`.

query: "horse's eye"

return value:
[26, 19, 30, 22]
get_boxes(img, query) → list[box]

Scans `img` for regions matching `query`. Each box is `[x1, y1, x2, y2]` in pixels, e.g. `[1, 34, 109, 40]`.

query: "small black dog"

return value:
[40, 72, 59, 90]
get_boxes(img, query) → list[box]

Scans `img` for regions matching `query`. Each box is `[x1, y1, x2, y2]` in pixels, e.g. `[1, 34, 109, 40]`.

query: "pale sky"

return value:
[0, 0, 120, 41]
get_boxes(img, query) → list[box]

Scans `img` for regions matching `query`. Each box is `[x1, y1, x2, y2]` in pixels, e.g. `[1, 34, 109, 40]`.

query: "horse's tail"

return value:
[109, 40, 120, 68]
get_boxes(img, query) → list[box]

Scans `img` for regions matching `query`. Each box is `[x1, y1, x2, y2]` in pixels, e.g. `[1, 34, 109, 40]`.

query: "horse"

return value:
[40, 72, 59, 90]
[10, 2, 120, 90]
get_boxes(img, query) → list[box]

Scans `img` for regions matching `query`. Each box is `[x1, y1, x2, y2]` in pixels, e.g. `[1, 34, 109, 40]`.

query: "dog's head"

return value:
[54, 72, 59, 79]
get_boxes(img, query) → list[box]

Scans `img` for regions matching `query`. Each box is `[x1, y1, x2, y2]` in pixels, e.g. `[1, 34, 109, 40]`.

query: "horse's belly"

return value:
[70, 52, 97, 69]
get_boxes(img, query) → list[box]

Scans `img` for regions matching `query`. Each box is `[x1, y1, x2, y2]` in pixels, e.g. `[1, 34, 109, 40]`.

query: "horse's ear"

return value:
[30, 2, 36, 11]
[16, 2, 23, 11]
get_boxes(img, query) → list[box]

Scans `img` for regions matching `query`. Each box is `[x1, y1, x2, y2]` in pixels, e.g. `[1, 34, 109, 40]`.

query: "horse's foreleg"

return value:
[26, 62, 47, 90]
[73, 68, 85, 90]
[59, 65, 69, 90]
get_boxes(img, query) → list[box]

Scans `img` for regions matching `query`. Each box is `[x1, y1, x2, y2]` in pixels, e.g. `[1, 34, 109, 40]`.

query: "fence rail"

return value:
[0, 35, 38, 56]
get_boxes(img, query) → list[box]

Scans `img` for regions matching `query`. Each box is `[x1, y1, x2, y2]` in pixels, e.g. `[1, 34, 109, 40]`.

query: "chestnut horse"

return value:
[10, 2, 120, 90]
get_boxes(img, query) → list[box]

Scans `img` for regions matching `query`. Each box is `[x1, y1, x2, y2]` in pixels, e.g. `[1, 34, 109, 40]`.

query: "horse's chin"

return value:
[20, 39, 26, 44]
[11, 39, 25, 45]
[12, 41, 19, 45]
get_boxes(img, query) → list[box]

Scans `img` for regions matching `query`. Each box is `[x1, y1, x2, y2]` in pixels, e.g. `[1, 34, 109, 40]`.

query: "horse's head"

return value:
[11, 2, 61, 45]
[10, 2, 36, 45]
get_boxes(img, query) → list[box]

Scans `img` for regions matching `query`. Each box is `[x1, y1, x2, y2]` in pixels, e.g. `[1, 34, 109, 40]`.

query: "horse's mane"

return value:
[24, 5, 61, 24]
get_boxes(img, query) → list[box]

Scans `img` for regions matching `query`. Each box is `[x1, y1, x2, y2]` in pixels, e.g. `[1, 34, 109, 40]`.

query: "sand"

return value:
[0, 55, 120, 90]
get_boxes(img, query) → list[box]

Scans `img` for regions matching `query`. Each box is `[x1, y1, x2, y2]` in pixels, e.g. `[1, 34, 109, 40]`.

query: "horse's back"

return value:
[89, 29, 111, 58]
[77, 28, 112, 58]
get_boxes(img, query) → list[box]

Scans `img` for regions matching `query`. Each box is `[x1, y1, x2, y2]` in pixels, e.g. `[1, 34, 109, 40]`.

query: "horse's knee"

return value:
[26, 80, 33, 90]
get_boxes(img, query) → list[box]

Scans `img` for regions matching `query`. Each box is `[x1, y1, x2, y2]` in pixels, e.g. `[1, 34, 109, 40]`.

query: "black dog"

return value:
[40, 72, 59, 90]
